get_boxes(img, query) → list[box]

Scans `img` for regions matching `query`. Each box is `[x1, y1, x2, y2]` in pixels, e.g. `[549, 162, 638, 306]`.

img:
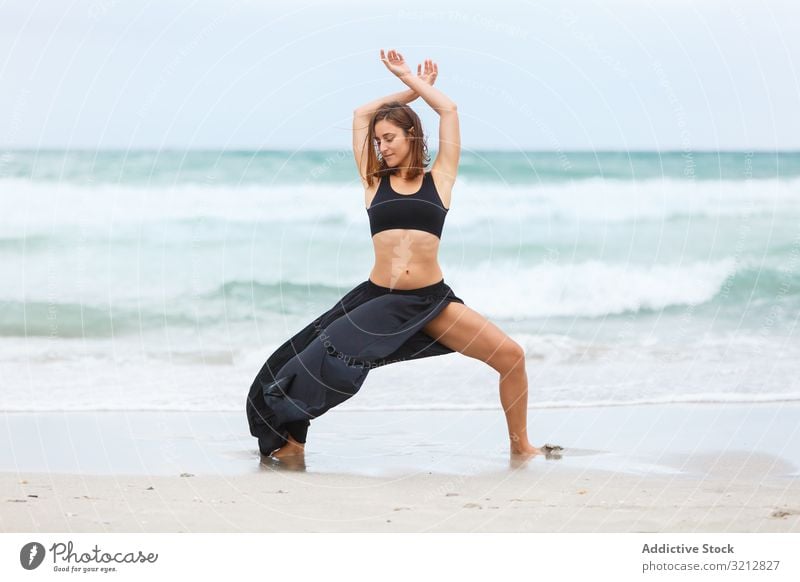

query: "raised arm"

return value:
[353, 89, 418, 188]
[380, 49, 460, 182]
[353, 57, 439, 188]
[381, 50, 456, 113]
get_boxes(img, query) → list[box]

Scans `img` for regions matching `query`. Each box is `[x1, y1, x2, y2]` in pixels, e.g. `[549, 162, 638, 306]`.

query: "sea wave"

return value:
[1, 177, 798, 239]
[2, 259, 797, 337]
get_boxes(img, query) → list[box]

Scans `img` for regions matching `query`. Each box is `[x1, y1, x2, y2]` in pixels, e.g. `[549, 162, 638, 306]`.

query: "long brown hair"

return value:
[362, 101, 430, 187]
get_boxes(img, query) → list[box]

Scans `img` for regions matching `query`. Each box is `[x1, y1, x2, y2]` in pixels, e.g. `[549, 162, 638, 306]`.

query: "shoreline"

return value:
[1, 402, 799, 478]
[2, 403, 798, 532]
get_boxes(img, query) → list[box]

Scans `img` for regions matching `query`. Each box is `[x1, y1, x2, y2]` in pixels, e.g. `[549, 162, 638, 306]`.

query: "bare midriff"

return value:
[368, 229, 443, 290]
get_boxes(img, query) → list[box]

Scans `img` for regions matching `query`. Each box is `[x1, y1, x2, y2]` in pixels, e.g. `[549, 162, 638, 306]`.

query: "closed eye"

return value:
[374, 133, 395, 145]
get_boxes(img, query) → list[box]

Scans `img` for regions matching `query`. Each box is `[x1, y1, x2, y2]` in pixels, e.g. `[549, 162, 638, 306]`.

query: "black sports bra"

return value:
[366, 171, 449, 239]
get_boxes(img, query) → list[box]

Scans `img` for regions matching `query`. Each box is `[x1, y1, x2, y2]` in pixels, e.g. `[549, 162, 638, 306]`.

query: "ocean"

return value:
[1, 150, 798, 412]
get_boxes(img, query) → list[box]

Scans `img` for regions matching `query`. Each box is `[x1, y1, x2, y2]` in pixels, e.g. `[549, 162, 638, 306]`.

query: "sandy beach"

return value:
[1, 403, 798, 532]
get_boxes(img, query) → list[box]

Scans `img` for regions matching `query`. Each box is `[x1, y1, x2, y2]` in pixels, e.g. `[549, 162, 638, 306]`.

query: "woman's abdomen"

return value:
[369, 230, 443, 289]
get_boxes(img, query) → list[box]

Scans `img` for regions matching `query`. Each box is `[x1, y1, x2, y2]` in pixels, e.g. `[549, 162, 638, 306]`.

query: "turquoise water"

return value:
[4, 149, 800, 184]
[1, 150, 798, 411]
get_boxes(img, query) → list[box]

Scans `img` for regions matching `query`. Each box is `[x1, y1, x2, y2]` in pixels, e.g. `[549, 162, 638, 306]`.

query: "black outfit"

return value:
[367, 170, 448, 238]
[246, 171, 462, 456]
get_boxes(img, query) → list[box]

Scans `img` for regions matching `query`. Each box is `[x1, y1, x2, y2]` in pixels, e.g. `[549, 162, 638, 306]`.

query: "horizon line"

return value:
[3, 147, 799, 154]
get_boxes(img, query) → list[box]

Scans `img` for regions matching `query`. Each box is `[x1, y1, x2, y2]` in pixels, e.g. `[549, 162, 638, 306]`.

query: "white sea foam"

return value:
[1, 176, 798, 236]
[2, 330, 797, 412]
[448, 258, 738, 318]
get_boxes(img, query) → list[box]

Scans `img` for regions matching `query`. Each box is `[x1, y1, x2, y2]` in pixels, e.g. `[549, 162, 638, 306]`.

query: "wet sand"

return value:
[1, 403, 798, 532]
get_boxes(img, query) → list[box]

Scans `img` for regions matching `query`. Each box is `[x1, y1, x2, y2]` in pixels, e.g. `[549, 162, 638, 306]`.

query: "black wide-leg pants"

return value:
[246, 278, 465, 456]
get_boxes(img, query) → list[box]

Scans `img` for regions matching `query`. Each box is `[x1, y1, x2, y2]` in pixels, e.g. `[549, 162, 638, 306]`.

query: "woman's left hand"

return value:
[380, 48, 412, 78]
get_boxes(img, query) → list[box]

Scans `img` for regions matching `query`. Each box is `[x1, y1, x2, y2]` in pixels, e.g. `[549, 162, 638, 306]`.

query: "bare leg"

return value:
[422, 302, 544, 456]
[499, 355, 541, 456]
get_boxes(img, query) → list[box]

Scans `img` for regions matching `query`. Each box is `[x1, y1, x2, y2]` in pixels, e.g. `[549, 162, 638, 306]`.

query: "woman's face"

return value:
[373, 119, 411, 167]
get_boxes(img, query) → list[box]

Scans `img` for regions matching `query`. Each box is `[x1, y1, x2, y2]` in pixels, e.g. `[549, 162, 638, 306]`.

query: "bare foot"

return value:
[271, 433, 305, 459]
[510, 442, 542, 456]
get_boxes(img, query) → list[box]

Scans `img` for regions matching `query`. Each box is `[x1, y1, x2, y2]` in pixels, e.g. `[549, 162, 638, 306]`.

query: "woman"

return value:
[246, 49, 542, 460]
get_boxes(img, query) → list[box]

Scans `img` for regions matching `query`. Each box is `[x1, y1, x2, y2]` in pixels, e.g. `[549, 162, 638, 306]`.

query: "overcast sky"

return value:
[1, 0, 798, 150]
